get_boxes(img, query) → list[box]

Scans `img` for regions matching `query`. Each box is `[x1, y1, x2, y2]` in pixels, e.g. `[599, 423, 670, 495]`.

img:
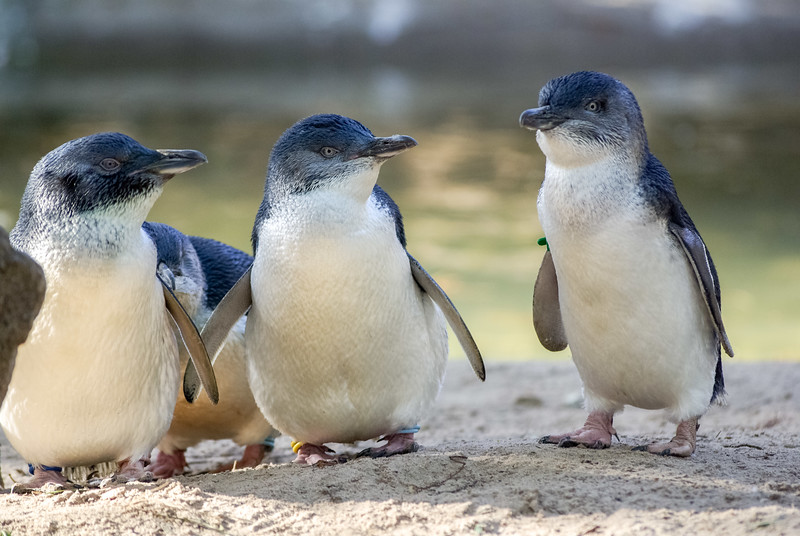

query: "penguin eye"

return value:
[319, 147, 339, 158]
[99, 158, 121, 172]
[585, 100, 604, 113]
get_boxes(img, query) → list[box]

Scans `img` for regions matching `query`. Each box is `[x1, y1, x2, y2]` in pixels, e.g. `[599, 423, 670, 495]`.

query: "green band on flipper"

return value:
[537, 237, 550, 251]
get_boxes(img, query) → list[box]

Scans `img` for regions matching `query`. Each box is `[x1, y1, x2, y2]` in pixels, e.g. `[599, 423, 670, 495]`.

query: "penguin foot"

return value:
[149, 450, 189, 478]
[114, 458, 154, 483]
[213, 444, 268, 472]
[358, 432, 420, 458]
[633, 417, 698, 457]
[293, 443, 346, 466]
[14, 467, 76, 493]
[540, 411, 616, 449]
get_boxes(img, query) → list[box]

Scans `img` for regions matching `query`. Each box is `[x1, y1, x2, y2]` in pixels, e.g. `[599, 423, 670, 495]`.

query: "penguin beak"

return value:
[519, 106, 566, 132]
[354, 135, 418, 160]
[140, 149, 209, 176]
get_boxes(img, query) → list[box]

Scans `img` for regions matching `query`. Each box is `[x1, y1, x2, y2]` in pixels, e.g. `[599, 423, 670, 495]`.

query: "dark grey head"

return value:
[519, 71, 648, 166]
[252, 114, 417, 249]
[11, 132, 207, 254]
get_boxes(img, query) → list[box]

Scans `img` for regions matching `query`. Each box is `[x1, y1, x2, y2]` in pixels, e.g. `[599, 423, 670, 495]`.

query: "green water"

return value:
[2, 89, 797, 362]
[2, 0, 799, 366]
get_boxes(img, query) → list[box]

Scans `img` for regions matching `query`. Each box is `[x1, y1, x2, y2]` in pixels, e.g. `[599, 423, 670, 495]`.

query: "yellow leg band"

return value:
[291, 440, 305, 453]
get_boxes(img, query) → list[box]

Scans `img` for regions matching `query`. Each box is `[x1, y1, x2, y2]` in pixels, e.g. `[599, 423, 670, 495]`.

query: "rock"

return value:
[0, 226, 46, 405]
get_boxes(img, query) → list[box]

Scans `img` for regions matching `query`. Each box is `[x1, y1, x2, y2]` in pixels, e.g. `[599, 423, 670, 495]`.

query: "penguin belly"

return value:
[543, 210, 718, 422]
[247, 196, 448, 445]
[0, 240, 180, 467]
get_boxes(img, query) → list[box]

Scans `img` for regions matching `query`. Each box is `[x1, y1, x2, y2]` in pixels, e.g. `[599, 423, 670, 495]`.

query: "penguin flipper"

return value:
[183, 266, 253, 400]
[407, 252, 485, 381]
[533, 250, 568, 352]
[158, 274, 219, 405]
[669, 223, 734, 357]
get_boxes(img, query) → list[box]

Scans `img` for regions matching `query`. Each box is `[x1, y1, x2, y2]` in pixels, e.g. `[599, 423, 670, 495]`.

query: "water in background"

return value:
[1, 0, 798, 360]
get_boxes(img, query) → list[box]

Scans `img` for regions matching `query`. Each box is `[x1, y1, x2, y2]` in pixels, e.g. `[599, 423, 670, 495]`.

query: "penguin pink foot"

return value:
[633, 417, 698, 457]
[113, 458, 153, 483]
[14, 466, 74, 493]
[540, 411, 617, 449]
[358, 431, 420, 458]
[149, 450, 188, 479]
[293, 443, 345, 466]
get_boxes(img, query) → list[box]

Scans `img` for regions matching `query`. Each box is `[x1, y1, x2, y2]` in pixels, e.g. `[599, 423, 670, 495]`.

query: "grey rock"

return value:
[0, 225, 46, 405]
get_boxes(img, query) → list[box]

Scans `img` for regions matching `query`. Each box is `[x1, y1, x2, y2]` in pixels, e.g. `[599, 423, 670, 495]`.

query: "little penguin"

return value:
[142, 222, 277, 477]
[195, 114, 485, 465]
[519, 71, 734, 457]
[0, 132, 218, 489]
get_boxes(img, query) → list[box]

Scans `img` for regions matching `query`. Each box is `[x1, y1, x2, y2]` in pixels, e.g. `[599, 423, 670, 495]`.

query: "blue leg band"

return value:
[28, 464, 63, 475]
[262, 431, 280, 449]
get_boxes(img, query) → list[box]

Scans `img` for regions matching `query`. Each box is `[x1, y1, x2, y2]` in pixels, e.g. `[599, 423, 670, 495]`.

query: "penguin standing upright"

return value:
[1, 133, 217, 488]
[198, 114, 484, 464]
[520, 72, 733, 457]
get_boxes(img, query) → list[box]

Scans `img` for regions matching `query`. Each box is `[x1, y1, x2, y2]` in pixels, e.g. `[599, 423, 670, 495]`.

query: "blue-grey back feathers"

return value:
[143, 222, 252, 311]
[372, 184, 406, 248]
[189, 235, 253, 309]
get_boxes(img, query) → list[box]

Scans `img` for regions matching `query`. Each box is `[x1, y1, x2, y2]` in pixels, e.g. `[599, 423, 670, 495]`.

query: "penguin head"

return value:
[12, 132, 207, 252]
[264, 114, 417, 204]
[519, 71, 648, 167]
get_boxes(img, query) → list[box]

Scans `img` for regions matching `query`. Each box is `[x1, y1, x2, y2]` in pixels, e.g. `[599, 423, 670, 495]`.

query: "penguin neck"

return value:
[15, 195, 159, 265]
[538, 144, 645, 232]
[267, 166, 380, 224]
[330, 164, 381, 205]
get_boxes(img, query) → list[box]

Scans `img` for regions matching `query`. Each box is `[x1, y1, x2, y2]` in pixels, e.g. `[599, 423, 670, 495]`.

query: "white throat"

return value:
[15, 191, 161, 264]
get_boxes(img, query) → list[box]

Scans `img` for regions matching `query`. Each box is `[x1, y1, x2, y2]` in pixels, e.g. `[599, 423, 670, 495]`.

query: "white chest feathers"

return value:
[537, 156, 718, 422]
[247, 191, 448, 445]
[0, 230, 180, 466]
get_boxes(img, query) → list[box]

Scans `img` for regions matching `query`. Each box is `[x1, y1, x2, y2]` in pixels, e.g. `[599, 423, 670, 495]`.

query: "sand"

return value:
[1, 359, 799, 535]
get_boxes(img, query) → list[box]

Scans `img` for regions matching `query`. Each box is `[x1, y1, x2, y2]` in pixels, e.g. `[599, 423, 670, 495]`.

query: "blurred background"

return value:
[0, 0, 797, 361]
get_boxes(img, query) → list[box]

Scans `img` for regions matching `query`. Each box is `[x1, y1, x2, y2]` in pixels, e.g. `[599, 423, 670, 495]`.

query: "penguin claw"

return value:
[357, 433, 419, 458]
[558, 437, 609, 449]
[638, 441, 693, 457]
[539, 411, 616, 450]
[293, 443, 345, 466]
[114, 458, 154, 482]
[16, 467, 76, 492]
[631, 418, 698, 458]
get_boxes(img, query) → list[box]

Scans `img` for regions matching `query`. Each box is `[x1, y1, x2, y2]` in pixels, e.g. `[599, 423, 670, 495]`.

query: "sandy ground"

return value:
[1, 359, 799, 535]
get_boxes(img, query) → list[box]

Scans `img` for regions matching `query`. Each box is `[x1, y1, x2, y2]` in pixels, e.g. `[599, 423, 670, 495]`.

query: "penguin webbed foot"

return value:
[149, 450, 189, 479]
[113, 458, 154, 483]
[13, 467, 78, 493]
[540, 411, 616, 450]
[357, 432, 420, 459]
[632, 417, 698, 458]
[293, 443, 346, 466]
